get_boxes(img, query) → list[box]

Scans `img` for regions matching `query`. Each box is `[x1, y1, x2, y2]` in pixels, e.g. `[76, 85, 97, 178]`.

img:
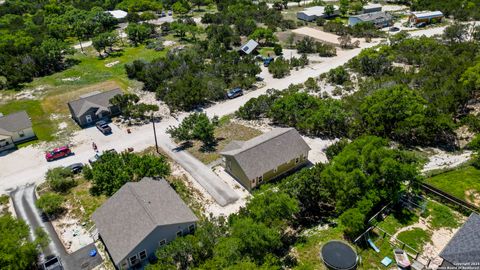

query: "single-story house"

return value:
[297, 5, 339, 22]
[220, 128, 310, 191]
[239, 39, 259, 55]
[349, 11, 393, 28]
[439, 212, 480, 269]
[106, 10, 128, 21]
[92, 178, 198, 270]
[0, 111, 36, 152]
[67, 89, 123, 127]
[409, 11, 444, 25]
[362, 3, 382, 14]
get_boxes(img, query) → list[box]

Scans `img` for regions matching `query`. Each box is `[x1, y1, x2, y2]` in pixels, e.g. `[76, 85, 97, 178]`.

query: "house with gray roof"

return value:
[348, 11, 393, 28]
[0, 111, 36, 152]
[67, 89, 122, 127]
[439, 212, 480, 268]
[239, 39, 259, 55]
[92, 178, 198, 269]
[297, 5, 340, 22]
[220, 128, 310, 191]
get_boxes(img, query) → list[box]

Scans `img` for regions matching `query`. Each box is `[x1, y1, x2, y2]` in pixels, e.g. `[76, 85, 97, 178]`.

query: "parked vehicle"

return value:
[96, 120, 112, 135]
[160, 11, 166, 17]
[263, 57, 274, 67]
[42, 255, 63, 270]
[168, 10, 172, 16]
[45, 146, 71, 162]
[389, 26, 400, 32]
[89, 149, 117, 164]
[67, 163, 84, 174]
[416, 22, 426, 28]
[227, 88, 243, 99]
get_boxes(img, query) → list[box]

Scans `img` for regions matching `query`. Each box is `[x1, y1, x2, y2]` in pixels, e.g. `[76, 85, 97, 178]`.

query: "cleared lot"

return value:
[292, 26, 362, 46]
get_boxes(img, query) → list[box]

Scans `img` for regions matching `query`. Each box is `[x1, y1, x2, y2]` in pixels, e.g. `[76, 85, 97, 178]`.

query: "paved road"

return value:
[11, 185, 71, 268]
[0, 41, 379, 205]
[11, 185, 102, 270]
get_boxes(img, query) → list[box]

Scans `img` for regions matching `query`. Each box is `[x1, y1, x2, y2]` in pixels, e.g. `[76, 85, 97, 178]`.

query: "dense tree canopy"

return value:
[84, 152, 170, 196]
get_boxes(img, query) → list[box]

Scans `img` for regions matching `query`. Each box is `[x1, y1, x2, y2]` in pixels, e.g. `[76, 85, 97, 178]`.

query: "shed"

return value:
[239, 39, 259, 55]
[106, 10, 128, 20]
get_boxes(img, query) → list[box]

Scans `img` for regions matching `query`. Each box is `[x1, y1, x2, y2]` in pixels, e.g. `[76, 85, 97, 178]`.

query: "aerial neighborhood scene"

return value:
[1, 0, 480, 269]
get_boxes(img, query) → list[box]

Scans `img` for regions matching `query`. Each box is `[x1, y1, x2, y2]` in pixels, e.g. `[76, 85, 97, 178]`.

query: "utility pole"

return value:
[151, 113, 159, 154]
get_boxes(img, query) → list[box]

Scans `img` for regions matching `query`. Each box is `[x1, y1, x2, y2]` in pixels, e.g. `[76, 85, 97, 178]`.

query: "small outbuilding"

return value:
[239, 39, 259, 55]
[362, 3, 382, 14]
[297, 6, 339, 22]
[321, 241, 358, 270]
[67, 89, 123, 127]
[220, 128, 310, 191]
[106, 10, 128, 21]
[0, 111, 36, 152]
[409, 11, 443, 25]
[439, 212, 480, 269]
[92, 178, 198, 269]
[348, 11, 393, 28]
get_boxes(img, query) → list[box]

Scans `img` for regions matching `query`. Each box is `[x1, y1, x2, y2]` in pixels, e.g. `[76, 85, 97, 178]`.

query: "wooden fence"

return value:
[420, 183, 479, 213]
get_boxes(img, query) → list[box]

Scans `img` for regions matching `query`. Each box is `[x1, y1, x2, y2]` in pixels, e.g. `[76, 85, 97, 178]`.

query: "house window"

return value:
[129, 255, 138, 266]
[86, 115, 93, 123]
[189, 224, 195, 233]
[159, 239, 166, 247]
[295, 157, 299, 164]
[18, 131, 24, 137]
[139, 250, 147, 260]
[258, 176, 263, 183]
[176, 230, 183, 237]
[251, 178, 256, 186]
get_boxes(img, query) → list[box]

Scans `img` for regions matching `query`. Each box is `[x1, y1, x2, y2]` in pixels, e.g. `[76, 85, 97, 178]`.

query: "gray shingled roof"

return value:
[439, 213, 480, 265]
[0, 111, 32, 136]
[351, 11, 392, 23]
[240, 39, 259, 55]
[92, 178, 198, 265]
[220, 128, 310, 180]
[68, 89, 122, 118]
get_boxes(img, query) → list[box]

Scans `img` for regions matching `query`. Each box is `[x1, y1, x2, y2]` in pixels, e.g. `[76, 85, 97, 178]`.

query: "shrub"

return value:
[273, 44, 283, 56]
[325, 138, 350, 160]
[45, 167, 76, 193]
[36, 193, 64, 216]
[327, 66, 349, 85]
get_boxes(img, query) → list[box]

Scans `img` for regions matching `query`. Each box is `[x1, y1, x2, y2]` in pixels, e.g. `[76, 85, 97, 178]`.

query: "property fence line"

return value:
[420, 183, 479, 213]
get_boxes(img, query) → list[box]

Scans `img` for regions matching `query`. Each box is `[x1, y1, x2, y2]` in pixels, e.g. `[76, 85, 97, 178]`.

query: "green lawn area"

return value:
[293, 225, 344, 270]
[425, 165, 480, 206]
[1, 45, 166, 144]
[0, 99, 55, 144]
[186, 118, 263, 164]
[396, 228, 431, 251]
[426, 200, 460, 229]
[376, 209, 419, 235]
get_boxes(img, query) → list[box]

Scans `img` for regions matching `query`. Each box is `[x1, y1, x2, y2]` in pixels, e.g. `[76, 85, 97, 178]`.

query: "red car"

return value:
[45, 146, 72, 162]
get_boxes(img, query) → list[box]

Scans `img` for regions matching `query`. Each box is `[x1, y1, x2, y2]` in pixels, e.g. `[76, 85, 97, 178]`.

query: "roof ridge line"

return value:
[127, 182, 157, 226]
[227, 128, 293, 156]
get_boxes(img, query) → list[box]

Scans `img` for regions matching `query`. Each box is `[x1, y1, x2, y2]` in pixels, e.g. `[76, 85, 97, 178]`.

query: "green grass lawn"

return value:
[426, 200, 460, 229]
[425, 166, 480, 205]
[396, 228, 431, 251]
[376, 209, 419, 235]
[0, 99, 55, 143]
[1, 45, 166, 144]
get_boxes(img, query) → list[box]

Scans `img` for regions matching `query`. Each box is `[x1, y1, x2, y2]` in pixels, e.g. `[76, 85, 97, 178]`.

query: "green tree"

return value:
[339, 0, 349, 15]
[249, 28, 278, 46]
[244, 189, 299, 227]
[36, 193, 64, 216]
[0, 215, 40, 269]
[268, 57, 290, 78]
[324, 4, 335, 17]
[45, 167, 76, 193]
[92, 31, 117, 57]
[87, 152, 171, 196]
[167, 113, 217, 147]
[125, 23, 153, 46]
[339, 208, 366, 238]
